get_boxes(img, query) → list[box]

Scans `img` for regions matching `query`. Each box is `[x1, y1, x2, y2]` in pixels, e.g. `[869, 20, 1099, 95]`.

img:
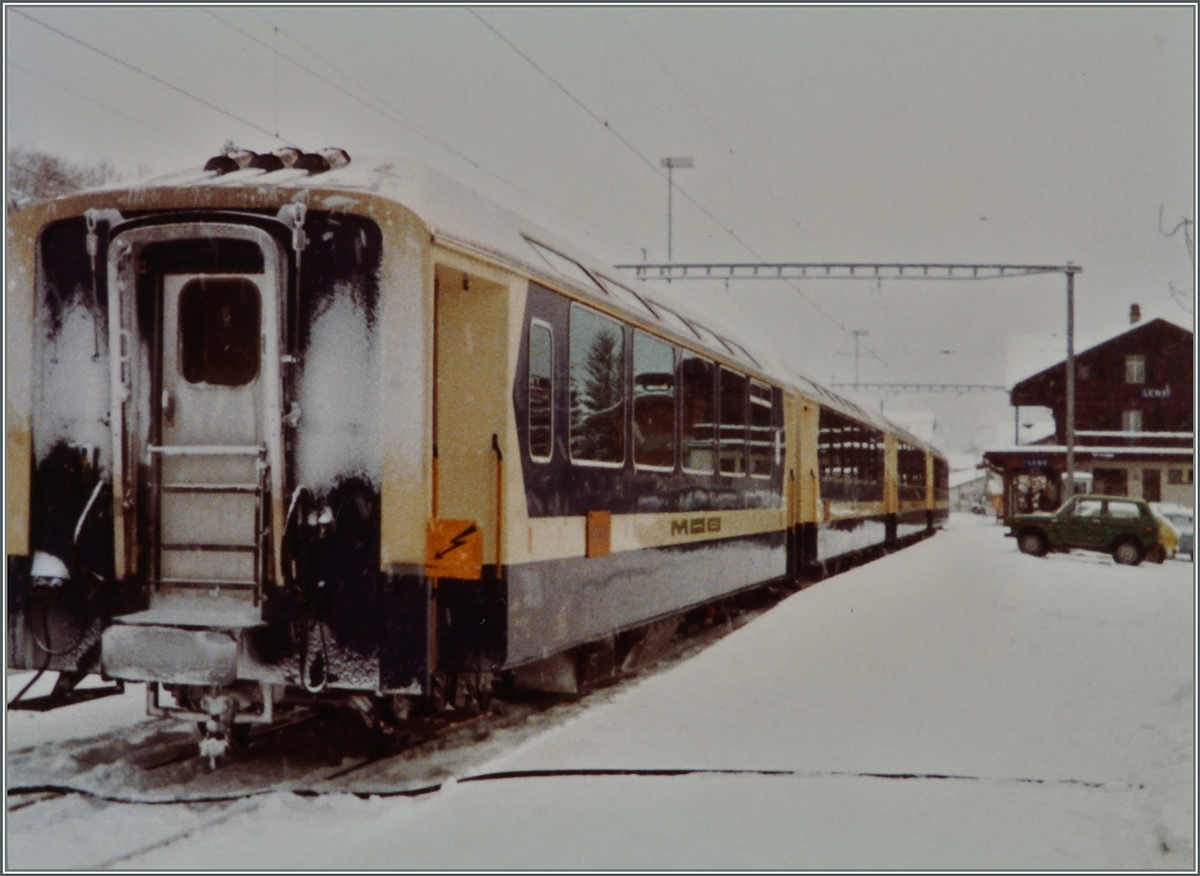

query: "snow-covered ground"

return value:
[6, 514, 1195, 869]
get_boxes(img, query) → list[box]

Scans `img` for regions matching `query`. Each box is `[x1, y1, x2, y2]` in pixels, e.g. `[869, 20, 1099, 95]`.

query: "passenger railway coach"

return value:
[6, 148, 948, 752]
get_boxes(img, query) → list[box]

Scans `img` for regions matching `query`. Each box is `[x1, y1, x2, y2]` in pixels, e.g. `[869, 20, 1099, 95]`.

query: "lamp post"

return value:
[1065, 264, 1079, 498]
[660, 156, 693, 261]
[851, 329, 868, 386]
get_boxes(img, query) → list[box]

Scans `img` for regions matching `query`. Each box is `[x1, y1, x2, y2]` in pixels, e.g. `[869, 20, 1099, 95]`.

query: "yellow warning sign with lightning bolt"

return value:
[425, 519, 483, 579]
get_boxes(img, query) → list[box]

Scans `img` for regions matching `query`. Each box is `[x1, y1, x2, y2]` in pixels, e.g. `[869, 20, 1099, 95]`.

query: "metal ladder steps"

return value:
[160, 543, 256, 553]
[161, 483, 260, 494]
[150, 578, 257, 589]
[148, 444, 265, 457]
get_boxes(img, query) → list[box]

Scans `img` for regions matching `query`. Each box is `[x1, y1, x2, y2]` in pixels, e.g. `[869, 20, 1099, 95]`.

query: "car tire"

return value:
[1112, 539, 1144, 566]
[1148, 546, 1166, 564]
[1018, 530, 1048, 557]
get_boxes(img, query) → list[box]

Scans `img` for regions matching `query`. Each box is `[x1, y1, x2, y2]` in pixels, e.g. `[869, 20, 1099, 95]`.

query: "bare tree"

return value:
[7, 147, 120, 214]
[1159, 205, 1194, 315]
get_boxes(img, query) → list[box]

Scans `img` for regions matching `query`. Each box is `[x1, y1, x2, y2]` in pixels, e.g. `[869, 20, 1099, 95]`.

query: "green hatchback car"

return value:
[1010, 494, 1169, 566]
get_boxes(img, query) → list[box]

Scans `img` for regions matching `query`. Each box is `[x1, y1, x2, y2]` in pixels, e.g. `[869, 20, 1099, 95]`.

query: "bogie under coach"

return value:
[6, 149, 948, 756]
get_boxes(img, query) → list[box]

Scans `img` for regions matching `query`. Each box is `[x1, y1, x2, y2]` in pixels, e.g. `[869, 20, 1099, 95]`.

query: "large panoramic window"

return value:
[569, 303, 626, 465]
[749, 380, 774, 478]
[528, 320, 554, 462]
[680, 352, 715, 473]
[633, 330, 676, 470]
[897, 441, 927, 502]
[718, 367, 747, 476]
[179, 277, 260, 386]
[818, 408, 883, 501]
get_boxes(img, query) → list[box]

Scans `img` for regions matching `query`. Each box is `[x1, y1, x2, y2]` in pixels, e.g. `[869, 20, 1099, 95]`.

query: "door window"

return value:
[179, 277, 261, 386]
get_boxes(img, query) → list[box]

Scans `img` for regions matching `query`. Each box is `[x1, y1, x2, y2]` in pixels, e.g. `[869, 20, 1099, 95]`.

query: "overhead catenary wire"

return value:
[7, 60, 209, 158]
[13, 7, 893, 376]
[621, 15, 818, 247]
[227, 8, 647, 257]
[12, 9, 292, 146]
[467, 8, 897, 375]
[204, 9, 481, 172]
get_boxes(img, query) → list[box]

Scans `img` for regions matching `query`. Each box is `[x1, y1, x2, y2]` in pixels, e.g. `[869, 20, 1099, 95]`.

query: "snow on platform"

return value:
[7, 515, 1195, 869]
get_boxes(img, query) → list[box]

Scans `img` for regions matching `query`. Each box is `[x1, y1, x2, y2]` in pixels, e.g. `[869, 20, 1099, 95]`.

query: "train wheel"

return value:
[451, 672, 495, 714]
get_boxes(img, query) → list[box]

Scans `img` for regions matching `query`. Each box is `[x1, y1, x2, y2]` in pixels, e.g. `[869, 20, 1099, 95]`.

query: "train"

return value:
[6, 147, 949, 757]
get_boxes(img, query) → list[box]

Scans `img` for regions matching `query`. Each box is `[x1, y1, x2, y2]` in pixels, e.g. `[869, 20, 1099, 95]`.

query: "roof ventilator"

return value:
[203, 150, 258, 175]
[250, 147, 302, 172]
[295, 148, 351, 175]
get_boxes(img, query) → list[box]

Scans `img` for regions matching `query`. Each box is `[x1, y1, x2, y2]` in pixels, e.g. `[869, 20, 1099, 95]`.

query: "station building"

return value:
[984, 315, 1193, 520]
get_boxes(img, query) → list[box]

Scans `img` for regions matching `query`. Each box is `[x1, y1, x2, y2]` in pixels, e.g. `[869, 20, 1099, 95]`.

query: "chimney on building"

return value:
[1130, 303, 1141, 325]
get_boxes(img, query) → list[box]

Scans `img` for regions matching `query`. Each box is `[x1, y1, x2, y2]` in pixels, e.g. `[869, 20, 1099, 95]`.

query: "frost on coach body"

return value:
[5, 152, 947, 758]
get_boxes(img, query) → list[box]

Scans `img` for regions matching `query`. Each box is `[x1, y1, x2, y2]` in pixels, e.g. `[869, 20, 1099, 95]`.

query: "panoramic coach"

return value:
[6, 148, 947, 754]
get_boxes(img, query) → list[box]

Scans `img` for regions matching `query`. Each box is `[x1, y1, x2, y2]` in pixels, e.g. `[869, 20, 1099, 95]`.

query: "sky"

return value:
[4, 5, 1195, 455]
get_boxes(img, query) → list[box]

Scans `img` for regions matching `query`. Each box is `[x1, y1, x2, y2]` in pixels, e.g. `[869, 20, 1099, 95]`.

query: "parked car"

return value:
[1009, 494, 1171, 566]
[1152, 503, 1194, 560]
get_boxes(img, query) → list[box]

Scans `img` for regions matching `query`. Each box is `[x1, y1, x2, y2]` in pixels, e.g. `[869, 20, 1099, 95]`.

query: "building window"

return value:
[527, 320, 554, 462]
[1168, 468, 1183, 485]
[1121, 410, 1142, 433]
[1125, 355, 1145, 384]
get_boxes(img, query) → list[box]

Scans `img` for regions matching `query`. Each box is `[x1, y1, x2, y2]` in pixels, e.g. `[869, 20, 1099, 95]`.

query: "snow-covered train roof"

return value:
[110, 153, 934, 454]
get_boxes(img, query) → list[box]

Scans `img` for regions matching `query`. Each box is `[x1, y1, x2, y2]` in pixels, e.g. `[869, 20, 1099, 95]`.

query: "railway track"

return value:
[8, 586, 782, 807]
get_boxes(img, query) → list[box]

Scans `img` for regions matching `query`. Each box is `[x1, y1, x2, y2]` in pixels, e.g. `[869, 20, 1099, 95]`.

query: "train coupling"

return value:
[198, 694, 237, 767]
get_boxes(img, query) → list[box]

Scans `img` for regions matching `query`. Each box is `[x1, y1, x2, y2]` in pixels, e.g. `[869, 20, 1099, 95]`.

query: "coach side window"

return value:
[528, 320, 554, 462]
[681, 352, 715, 473]
[569, 303, 626, 465]
[749, 380, 773, 478]
[633, 330, 676, 470]
[719, 367, 748, 476]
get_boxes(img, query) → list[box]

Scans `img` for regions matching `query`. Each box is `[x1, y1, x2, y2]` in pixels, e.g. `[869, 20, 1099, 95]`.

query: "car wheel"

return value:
[1018, 531, 1048, 557]
[1148, 546, 1166, 564]
[1112, 539, 1144, 566]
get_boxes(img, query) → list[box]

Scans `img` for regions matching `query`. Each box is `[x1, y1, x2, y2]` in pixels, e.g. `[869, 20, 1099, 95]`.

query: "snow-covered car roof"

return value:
[109, 153, 936, 453]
